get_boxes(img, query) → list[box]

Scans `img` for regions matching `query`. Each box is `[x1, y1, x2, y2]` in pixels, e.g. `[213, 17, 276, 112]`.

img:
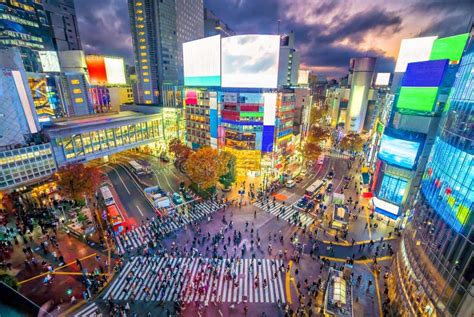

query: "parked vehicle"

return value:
[286, 179, 296, 188]
[172, 192, 183, 205]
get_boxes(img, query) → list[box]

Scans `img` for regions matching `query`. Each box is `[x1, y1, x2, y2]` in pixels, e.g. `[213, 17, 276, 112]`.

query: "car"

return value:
[326, 183, 333, 193]
[295, 176, 303, 183]
[297, 197, 308, 208]
[327, 170, 334, 180]
[179, 182, 185, 191]
[172, 192, 183, 205]
[184, 192, 193, 201]
[286, 179, 296, 188]
[306, 201, 315, 210]
[314, 193, 323, 202]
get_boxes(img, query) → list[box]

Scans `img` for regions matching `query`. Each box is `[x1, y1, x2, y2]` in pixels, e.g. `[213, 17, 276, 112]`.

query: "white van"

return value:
[286, 179, 296, 188]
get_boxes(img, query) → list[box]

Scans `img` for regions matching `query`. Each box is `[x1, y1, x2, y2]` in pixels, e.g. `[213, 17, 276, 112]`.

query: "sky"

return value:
[75, 0, 473, 79]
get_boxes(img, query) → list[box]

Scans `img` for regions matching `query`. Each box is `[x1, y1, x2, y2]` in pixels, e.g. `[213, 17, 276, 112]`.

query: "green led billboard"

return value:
[397, 87, 439, 112]
[430, 33, 469, 62]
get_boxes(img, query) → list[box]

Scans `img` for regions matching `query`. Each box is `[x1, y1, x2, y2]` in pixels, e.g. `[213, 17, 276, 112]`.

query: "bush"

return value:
[0, 271, 19, 290]
[189, 183, 216, 199]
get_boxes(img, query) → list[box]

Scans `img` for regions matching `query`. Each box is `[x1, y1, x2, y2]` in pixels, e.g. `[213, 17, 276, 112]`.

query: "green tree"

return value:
[55, 164, 101, 201]
[0, 271, 19, 290]
[219, 152, 236, 188]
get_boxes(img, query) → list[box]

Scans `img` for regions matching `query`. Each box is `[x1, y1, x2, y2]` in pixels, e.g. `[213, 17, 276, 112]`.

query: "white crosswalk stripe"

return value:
[254, 200, 314, 227]
[73, 302, 99, 317]
[104, 256, 286, 304]
[114, 200, 224, 254]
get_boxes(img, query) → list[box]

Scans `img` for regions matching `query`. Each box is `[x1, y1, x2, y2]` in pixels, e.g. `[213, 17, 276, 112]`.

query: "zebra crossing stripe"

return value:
[73, 302, 97, 317]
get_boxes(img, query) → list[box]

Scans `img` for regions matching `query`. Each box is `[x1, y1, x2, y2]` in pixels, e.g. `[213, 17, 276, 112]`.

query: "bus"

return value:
[129, 160, 147, 175]
[106, 204, 124, 233]
[305, 180, 325, 198]
[99, 185, 115, 206]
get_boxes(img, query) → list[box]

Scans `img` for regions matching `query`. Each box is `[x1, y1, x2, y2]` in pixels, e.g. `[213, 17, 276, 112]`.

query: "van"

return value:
[286, 179, 296, 188]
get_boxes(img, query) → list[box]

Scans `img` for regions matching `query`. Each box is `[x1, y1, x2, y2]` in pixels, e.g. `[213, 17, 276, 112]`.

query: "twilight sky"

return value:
[75, 0, 473, 79]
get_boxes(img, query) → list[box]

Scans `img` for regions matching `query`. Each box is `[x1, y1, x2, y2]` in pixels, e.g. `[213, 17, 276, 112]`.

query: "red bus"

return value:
[107, 204, 125, 233]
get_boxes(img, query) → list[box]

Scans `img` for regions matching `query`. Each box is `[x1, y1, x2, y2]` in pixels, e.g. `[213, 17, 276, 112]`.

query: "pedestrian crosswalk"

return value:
[103, 256, 286, 304]
[115, 200, 224, 254]
[73, 302, 100, 317]
[254, 200, 315, 227]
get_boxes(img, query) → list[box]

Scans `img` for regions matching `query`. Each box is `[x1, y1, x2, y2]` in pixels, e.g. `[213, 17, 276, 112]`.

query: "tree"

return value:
[184, 147, 230, 190]
[219, 152, 236, 188]
[0, 271, 19, 290]
[307, 125, 331, 144]
[55, 164, 101, 201]
[339, 132, 364, 153]
[303, 142, 323, 165]
[309, 105, 328, 125]
[168, 138, 192, 161]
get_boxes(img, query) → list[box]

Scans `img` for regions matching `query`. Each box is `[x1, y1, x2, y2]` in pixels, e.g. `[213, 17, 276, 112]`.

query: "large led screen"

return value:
[430, 33, 469, 62]
[374, 73, 390, 86]
[402, 60, 448, 87]
[183, 35, 221, 86]
[104, 57, 126, 85]
[86, 55, 107, 84]
[394, 36, 437, 72]
[297, 70, 309, 85]
[39, 51, 61, 72]
[222, 35, 280, 88]
[378, 134, 420, 169]
[397, 87, 438, 112]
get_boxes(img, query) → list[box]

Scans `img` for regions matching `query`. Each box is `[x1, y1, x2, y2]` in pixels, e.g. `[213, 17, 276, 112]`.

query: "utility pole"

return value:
[277, 19, 280, 35]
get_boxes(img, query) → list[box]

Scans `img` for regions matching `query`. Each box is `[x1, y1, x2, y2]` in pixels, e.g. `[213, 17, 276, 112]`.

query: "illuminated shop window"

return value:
[378, 174, 408, 205]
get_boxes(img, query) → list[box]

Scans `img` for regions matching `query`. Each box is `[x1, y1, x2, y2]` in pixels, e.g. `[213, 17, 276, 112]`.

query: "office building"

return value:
[204, 8, 234, 37]
[278, 32, 300, 87]
[391, 36, 473, 317]
[0, 1, 55, 72]
[59, 72, 94, 116]
[43, 0, 82, 51]
[128, 0, 204, 104]
[27, 72, 65, 122]
[345, 57, 376, 133]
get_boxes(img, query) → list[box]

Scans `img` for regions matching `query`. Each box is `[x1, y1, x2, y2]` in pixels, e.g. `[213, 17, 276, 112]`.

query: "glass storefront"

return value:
[379, 173, 408, 205]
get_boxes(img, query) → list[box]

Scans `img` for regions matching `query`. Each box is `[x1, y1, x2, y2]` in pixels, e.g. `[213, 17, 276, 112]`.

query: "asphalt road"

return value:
[105, 164, 156, 221]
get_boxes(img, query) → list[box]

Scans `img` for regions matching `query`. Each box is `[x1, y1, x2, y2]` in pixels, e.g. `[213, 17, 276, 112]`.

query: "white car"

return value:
[286, 179, 296, 188]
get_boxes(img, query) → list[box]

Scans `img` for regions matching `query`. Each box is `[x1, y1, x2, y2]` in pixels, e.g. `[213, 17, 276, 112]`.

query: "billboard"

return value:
[297, 70, 309, 85]
[86, 55, 107, 84]
[104, 57, 126, 85]
[402, 60, 448, 87]
[39, 51, 61, 72]
[374, 73, 390, 86]
[430, 33, 469, 63]
[394, 36, 438, 72]
[183, 35, 221, 86]
[263, 93, 277, 125]
[222, 35, 280, 88]
[397, 87, 438, 112]
[378, 134, 420, 169]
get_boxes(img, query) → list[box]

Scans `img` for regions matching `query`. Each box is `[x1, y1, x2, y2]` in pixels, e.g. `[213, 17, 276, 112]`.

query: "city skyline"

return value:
[76, 0, 473, 78]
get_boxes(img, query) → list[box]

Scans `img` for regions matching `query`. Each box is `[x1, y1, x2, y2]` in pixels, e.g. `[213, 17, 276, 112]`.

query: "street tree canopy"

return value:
[307, 125, 331, 144]
[184, 147, 230, 190]
[219, 151, 236, 188]
[55, 164, 101, 201]
[339, 132, 364, 153]
[168, 138, 192, 161]
[303, 142, 323, 164]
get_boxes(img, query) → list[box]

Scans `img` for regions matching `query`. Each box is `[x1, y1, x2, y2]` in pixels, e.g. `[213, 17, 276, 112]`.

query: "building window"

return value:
[72, 88, 81, 94]
[71, 79, 80, 85]
[145, 100, 151, 104]
[140, 52, 147, 56]
[143, 78, 149, 82]
[144, 90, 151, 95]
[135, 2, 142, 6]
[75, 97, 84, 103]
[139, 45, 146, 49]
[142, 65, 148, 69]
[139, 39, 145, 43]
[143, 72, 149, 76]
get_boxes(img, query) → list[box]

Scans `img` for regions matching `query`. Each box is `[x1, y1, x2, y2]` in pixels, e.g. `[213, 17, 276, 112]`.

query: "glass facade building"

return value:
[392, 40, 473, 316]
[0, 143, 57, 190]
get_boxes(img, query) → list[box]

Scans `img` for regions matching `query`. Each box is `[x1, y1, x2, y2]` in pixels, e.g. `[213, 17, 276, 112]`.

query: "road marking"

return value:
[113, 167, 130, 194]
[136, 205, 144, 217]
[367, 264, 384, 317]
[285, 260, 292, 305]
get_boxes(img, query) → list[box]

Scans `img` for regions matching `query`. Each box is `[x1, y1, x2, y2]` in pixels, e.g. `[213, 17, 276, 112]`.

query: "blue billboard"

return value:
[378, 134, 421, 169]
[402, 60, 448, 87]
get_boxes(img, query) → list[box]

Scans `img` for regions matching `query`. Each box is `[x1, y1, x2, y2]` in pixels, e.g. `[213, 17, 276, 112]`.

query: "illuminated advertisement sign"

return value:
[222, 35, 280, 88]
[374, 73, 390, 86]
[372, 197, 400, 219]
[86, 55, 107, 84]
[104, 57, 126, 85]
[430, 33, 469, 63]
[39, 51, 61, 72]
[183, 35, 221, 86]
[394, 36, 438, 72]
[378, 134, 421, 169]
[422, 138, 473, 233]
[402, 60, 448, 87]
[297, 70, 309, 85]
[397, 87, 438, 112]
[263, 93, 277, 125]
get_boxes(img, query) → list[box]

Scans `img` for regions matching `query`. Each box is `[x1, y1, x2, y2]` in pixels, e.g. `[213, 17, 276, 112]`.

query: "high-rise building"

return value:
[43, 0, 82, 51]
[204, 8, 234, 37]
[391, 36, 473, 317]
[128, 0, 204, 104]
[278, 32, 300, 87]
[0, 1, 55, 72]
